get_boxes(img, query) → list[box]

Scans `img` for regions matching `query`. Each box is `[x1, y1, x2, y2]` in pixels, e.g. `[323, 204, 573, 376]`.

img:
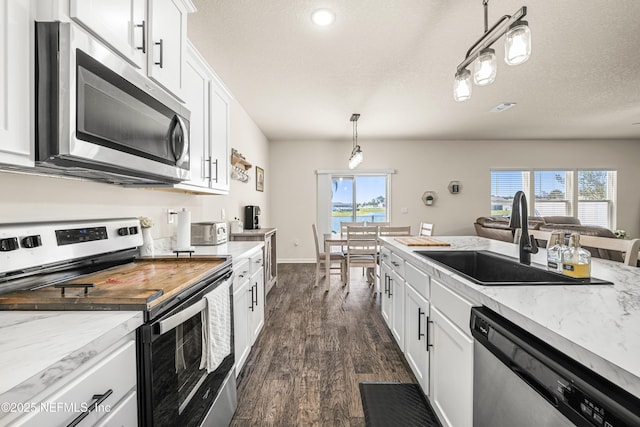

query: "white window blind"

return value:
[490, 170, 530, 217]
[490, 169, 617, 229]
[577, 170, 617, 228]
[533, 170, 573, 217]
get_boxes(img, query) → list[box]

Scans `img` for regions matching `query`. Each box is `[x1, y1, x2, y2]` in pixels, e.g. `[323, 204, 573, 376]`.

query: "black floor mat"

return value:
[359, 382, 442, 427]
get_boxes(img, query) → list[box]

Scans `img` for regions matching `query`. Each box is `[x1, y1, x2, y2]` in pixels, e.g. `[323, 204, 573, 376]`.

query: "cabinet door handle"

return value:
[253, 283, 258, 306]
[384, 274, 389, 295]
[418, 307, 425, 340]
[388, 277, 393, 297]
[203, 157, 211, 180]
[426, 316, 433, 351]
[212, 158, 219, 183]
[66, 389, 113, 427]
[135, 20, 146, 53]
[154, 39, 164, 68]
[248, 286, 254, 311]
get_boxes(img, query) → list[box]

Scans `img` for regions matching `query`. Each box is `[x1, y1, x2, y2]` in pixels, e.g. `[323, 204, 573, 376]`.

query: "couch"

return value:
[474, 216, 623, 261]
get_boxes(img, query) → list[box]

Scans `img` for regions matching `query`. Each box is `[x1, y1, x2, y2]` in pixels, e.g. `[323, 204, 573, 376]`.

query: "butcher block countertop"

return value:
[0, 257, 229, 311]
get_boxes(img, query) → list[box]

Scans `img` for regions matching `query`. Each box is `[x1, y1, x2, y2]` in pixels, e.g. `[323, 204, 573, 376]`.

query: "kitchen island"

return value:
[380, 235, 640, 399]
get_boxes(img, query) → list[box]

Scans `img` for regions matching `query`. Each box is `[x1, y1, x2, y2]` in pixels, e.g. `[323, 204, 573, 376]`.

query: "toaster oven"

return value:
[191, 222, 228, 245]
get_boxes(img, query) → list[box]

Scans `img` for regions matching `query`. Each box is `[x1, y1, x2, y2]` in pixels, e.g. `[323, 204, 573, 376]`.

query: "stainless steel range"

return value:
[0, 218, 237, 426]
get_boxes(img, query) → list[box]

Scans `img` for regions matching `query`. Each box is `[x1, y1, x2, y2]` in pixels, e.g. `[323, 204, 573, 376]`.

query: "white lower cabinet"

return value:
[380, 244, 476, 427]
[380, 261, 393, 326]
[404, 284, 430, 392]
[389, 269, 405, 351]
[233, 249, 265, 377]
[12, 335, 137, 427]
[429, 278, 475, 427]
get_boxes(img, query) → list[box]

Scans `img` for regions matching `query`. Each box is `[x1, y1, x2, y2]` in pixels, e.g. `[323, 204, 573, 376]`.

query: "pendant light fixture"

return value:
[453, 0, 530, 102]
[348, 113, 362, 169]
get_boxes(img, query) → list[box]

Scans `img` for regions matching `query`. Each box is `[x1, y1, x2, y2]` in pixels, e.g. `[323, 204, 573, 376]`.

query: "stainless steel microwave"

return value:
[35, 22, 190, 185]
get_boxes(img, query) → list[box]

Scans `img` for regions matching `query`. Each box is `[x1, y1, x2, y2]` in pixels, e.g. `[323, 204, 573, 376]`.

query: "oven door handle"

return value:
[158, 298, 206, 335]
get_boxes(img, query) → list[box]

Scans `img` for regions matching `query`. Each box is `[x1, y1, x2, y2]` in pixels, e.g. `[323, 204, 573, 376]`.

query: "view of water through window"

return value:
[331, 175, 387, 233]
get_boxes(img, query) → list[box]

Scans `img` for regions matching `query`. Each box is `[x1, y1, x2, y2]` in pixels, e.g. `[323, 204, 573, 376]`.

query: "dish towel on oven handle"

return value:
[200, 278, 232, 373]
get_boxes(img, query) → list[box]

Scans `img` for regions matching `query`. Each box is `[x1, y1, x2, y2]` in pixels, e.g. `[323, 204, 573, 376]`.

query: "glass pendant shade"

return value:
[453, 69, 472, 102]
[505, 21, 531, 65]
[473, 48, 497, 86]
[348, 147, 363, 169]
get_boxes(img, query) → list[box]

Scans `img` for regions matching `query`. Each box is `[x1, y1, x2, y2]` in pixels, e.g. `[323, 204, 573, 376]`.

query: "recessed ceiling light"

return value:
[490, 102, 517, 113]
[311, 9, 335, 26]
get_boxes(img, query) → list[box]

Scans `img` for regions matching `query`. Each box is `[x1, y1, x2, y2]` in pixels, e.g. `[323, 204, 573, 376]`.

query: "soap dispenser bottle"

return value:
[561, 232, 591, 278]
[546, 231, 564, 273]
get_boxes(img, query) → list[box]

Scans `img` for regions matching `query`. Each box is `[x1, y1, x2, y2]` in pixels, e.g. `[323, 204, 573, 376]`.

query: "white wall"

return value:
[0, 98, 269, 241]
[270, 139, 640, 262]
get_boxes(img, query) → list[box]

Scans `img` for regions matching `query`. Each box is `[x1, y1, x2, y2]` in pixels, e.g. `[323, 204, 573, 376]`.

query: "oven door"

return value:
[35, 22, 190, 184]
[138, 275, 235, 427]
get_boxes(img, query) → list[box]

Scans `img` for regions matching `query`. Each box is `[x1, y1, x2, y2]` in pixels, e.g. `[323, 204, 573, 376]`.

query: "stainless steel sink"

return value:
[416, 250, 612, 286]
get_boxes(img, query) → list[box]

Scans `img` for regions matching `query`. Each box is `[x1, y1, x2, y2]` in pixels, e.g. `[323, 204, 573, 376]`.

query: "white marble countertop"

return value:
[380, 235, 640, 399]
[0, 311, 143, 415]
[153, 240, 263, 260]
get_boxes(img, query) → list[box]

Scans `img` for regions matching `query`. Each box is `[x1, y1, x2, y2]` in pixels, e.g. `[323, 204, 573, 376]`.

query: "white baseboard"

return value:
[276, 258, 315, 264]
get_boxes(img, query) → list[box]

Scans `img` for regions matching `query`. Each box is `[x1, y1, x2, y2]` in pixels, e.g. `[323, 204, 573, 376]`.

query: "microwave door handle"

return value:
[171, 115, 190, 166]
[158, 298, 206, 335]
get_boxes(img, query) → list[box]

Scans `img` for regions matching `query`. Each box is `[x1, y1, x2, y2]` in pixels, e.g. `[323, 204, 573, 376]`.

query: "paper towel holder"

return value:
[172, 208, 195, 252]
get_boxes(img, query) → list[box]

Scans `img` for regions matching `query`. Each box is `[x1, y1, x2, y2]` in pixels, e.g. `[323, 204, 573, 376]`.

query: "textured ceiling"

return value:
[187, 0, 640, 141]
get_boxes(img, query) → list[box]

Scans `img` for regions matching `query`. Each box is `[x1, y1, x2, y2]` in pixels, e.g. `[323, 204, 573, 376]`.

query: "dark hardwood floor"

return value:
[230, 263, 416, 426]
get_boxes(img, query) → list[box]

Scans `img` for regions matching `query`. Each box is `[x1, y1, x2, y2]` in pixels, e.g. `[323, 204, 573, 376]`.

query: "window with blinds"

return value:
[534, 170, 573, 217]
[490, 169, 617, 229]
[490, 170, 530, 216]
[577, 170, 617, 228]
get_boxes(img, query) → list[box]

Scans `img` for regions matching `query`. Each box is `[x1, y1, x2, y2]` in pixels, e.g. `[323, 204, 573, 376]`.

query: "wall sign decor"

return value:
[256, 166, 264, 192]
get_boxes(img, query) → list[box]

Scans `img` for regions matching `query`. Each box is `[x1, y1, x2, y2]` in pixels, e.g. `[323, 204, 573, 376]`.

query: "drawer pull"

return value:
[391, 261, 399, 267]
[66, 389, 113, 427]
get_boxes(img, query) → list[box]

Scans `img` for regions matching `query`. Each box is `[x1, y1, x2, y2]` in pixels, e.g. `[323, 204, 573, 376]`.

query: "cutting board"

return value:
[394, 237, 451, 246]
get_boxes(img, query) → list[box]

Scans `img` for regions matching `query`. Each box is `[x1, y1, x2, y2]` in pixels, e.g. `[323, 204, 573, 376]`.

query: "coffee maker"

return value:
[244, 205, 261, 230]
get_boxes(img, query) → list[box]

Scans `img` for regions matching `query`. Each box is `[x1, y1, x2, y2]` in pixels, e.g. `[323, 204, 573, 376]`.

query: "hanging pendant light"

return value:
[348, 113, 362, 169]
[504, 20, 531, 65]
[452, 1, 530, 101]
[454, 69, 473, 101]
[473, 47, 497, 86]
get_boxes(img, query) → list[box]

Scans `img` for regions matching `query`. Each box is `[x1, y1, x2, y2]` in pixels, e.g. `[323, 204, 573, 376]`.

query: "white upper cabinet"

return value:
[0, 0, 33, 168]
[69, 0, 194, 99]
[209, 77, 231, 192]
[175, 42, 231, 194]
[147, 0, 189, 98]
[69, 0, 146, 69]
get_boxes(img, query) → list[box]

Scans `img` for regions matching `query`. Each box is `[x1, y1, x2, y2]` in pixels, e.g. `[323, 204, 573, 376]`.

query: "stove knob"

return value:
[21, 235, 42, 248]
[128, 226, 139, 235]
[117, 227, 130, 236]
[0, 237, 19, 252]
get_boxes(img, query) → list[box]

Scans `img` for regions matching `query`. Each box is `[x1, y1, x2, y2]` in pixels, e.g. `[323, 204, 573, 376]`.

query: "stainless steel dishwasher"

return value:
[470, 307, 640, 427]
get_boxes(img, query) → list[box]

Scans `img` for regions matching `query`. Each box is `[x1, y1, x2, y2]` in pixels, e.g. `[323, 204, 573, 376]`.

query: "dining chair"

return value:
[340, 221, 364, 234]
[345, 225, 379, 292]
[378, 225, 412, 237]
[419, 222, 434, 236]
[573, 235, 640, 266]
[312, 224, 346, 287]
[529, 230, 639, 266]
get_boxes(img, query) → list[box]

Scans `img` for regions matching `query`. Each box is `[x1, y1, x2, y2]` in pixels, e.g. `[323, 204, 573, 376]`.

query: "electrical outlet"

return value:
[167, 209, 178, 224]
